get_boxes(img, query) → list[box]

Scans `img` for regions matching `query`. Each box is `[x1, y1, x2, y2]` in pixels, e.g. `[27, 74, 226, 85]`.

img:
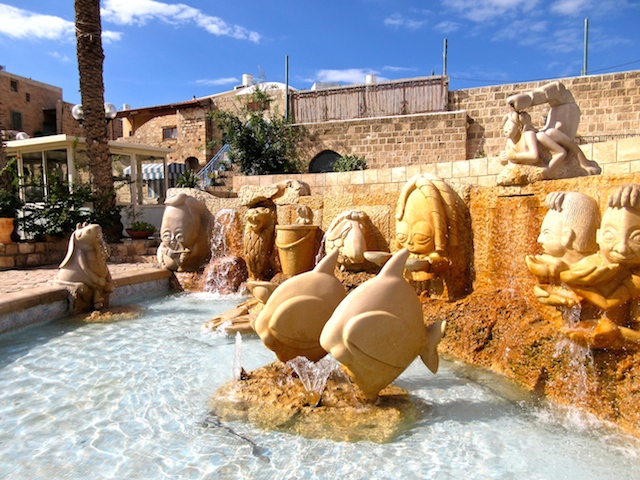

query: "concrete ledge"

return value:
[0, 267, 176, 335]
[112, 268, 173, 287]
[0, 285, 68, 317]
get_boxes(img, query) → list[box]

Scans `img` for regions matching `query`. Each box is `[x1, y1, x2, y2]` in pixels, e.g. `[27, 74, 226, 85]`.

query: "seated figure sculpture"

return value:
[320, 249, 446, 401]
[531, 185, 640, 349]
[56, 223, 114, 311]
[526, 191, 600, 306]
[157, 193, 212, 271]
[243, 204, 278, 281]
[324, 210, 370, 271]
[498, 81, 600, 185]
[252, 249, 346, 363]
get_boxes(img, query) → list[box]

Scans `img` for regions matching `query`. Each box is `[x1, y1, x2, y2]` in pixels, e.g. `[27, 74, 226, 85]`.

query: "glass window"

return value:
[10, 80, 18, 92]
[112, 154, 133, 205]
[44, 150, 69, 192]
[10, 111, 22, 131]
[139, 156, 166, 205]
[21, 152, 44, 202]
[162, 127, 177, 139]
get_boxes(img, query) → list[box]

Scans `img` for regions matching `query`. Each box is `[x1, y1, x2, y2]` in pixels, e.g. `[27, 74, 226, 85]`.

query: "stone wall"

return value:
[234, 136, 640, 193]
[1, 70, 62, 136]
[297, 111, 467, 170]
[0, 239, 159, 271]
[118, 104, 214, 165]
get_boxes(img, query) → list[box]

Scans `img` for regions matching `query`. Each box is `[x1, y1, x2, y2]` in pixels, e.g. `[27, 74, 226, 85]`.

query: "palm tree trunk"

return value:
[74, 0, 122, 241]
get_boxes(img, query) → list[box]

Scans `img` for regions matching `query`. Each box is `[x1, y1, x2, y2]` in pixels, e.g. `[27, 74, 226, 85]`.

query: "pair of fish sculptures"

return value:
[252, 248, 446, 401]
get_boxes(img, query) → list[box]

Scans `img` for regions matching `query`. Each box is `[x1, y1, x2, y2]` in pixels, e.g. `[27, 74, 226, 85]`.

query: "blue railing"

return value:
[197, 144, 230, 188]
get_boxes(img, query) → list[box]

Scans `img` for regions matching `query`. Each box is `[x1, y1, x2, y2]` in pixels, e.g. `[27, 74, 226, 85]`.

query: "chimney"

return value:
[242, 74, 254, 87]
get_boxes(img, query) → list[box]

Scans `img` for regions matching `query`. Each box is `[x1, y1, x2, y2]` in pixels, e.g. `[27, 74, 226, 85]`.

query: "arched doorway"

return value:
[185, 156, 199, 171]
[309, 150, 340, 173]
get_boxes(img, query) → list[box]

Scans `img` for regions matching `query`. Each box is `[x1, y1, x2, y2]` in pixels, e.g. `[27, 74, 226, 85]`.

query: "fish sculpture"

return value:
[320, 248, 446, 401]
[253, 249, 346, 363]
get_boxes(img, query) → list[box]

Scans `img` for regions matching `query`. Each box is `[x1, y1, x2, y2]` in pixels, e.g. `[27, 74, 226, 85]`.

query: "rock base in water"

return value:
[209, 361, 426, 443]
[72, 305, 143, 323]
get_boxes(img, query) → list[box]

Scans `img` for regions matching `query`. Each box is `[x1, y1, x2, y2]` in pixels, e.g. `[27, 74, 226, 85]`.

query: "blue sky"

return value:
[1, 0, 639, 111]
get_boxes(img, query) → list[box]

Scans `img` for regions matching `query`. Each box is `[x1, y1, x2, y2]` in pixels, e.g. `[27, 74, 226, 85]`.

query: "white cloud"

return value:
[101, 0, 261, 43]
[0, 4, 74, 40]
[195, 77, 239, 86]
[48, 51, 72, 63]
[383, 13, 427, 30]
[0, 3, 121, 42]
[434, 21, 462, 34]
[551, 0, 592, 15]
[444, 0, 540, 22]
[315, 68, 380, 84]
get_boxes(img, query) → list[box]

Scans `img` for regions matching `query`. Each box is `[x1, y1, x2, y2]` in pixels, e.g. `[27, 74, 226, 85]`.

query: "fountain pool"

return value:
[1, 292, 639, 479]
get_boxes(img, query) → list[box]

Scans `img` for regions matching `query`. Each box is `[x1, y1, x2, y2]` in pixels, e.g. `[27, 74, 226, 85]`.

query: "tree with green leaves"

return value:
[209, 88, 305, 175]
[75, 0, 122, 241]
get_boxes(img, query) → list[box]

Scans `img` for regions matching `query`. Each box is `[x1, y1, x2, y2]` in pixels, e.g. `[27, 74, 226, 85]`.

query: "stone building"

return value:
[0, 67, 83, 140]
[115, 69, 640, 181]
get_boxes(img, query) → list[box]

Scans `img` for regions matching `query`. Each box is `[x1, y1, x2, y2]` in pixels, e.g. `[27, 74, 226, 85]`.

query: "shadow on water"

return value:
[198, 413, 271, 463]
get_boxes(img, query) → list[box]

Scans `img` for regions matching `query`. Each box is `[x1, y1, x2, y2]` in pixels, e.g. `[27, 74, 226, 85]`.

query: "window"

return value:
[162, 127, 177, 140]
[10, 80, 18, 92]
[25, 93, 30, 102]
[10, 111, 22, 131]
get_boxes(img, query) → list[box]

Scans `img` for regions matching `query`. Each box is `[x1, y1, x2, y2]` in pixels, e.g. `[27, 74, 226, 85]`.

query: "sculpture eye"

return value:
[601, 229, 616, 243]
[413, 233, 432, 245]
[396, 233, 407, 243]
[629, 230, 640, 246]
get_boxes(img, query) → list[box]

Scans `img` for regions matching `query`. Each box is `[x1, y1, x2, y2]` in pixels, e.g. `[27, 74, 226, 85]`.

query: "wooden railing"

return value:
[290, 76, 448, 123]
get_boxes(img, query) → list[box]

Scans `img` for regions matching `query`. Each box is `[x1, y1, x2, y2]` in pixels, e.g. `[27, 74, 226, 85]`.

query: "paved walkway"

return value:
[0, 262, 163, 295]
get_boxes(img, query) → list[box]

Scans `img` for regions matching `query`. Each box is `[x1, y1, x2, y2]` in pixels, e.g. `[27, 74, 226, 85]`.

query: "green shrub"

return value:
[334, 155, 367, 172]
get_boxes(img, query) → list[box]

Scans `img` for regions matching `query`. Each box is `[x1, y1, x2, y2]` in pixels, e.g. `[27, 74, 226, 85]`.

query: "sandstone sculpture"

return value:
[157, 193, 212, 271]
[56, 223, 114, 311]
[498, 81, 600, 185]
[526, 191, 600, 305]
[528, 186, 640, 349]
[275, 206, 319, 277]
[253, 249, 346, 362]
[324, 210, 370, 271]
[320, 248, 446, 401]
[244, 205, 278, 281]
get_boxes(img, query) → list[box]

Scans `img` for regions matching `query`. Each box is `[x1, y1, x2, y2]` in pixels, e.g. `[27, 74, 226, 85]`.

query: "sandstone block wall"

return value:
[298, 111, 467, 170]
[234, 137, 640, 195]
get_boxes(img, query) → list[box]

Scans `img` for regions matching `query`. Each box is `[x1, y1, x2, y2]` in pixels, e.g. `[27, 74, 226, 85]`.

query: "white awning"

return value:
[123, 163, 186, 180]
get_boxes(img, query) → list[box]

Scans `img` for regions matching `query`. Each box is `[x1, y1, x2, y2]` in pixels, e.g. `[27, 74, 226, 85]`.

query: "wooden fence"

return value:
[290, 76, 449, 123]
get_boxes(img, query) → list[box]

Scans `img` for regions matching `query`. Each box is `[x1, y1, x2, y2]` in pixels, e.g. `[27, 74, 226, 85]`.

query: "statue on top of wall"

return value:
[497, 81, 601, 186]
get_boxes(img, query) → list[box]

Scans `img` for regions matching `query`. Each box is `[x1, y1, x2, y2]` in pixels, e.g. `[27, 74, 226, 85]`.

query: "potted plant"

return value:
[0, 157, 24, 243]
[126, 220, 157, 239]
[123, 206, 157, 239]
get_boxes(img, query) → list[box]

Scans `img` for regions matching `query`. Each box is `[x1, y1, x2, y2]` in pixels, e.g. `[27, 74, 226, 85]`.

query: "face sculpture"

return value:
[598, 207, 640, 267]
[325, 210, 369, 269]
[157, 193, 211, 271]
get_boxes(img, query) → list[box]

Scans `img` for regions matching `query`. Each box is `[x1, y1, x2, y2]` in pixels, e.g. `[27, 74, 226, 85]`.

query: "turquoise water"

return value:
[0, 292, 639, 479]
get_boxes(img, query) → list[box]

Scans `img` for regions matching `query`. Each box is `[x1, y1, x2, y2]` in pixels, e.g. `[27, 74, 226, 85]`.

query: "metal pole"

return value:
[285, 55, 290, 123]
[582, 18, 589, 76]
[443, 38, 448, 77]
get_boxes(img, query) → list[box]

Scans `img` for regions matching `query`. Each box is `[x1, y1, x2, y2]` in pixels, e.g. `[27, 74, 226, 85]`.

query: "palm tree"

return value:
[74, 0, 122, 241]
